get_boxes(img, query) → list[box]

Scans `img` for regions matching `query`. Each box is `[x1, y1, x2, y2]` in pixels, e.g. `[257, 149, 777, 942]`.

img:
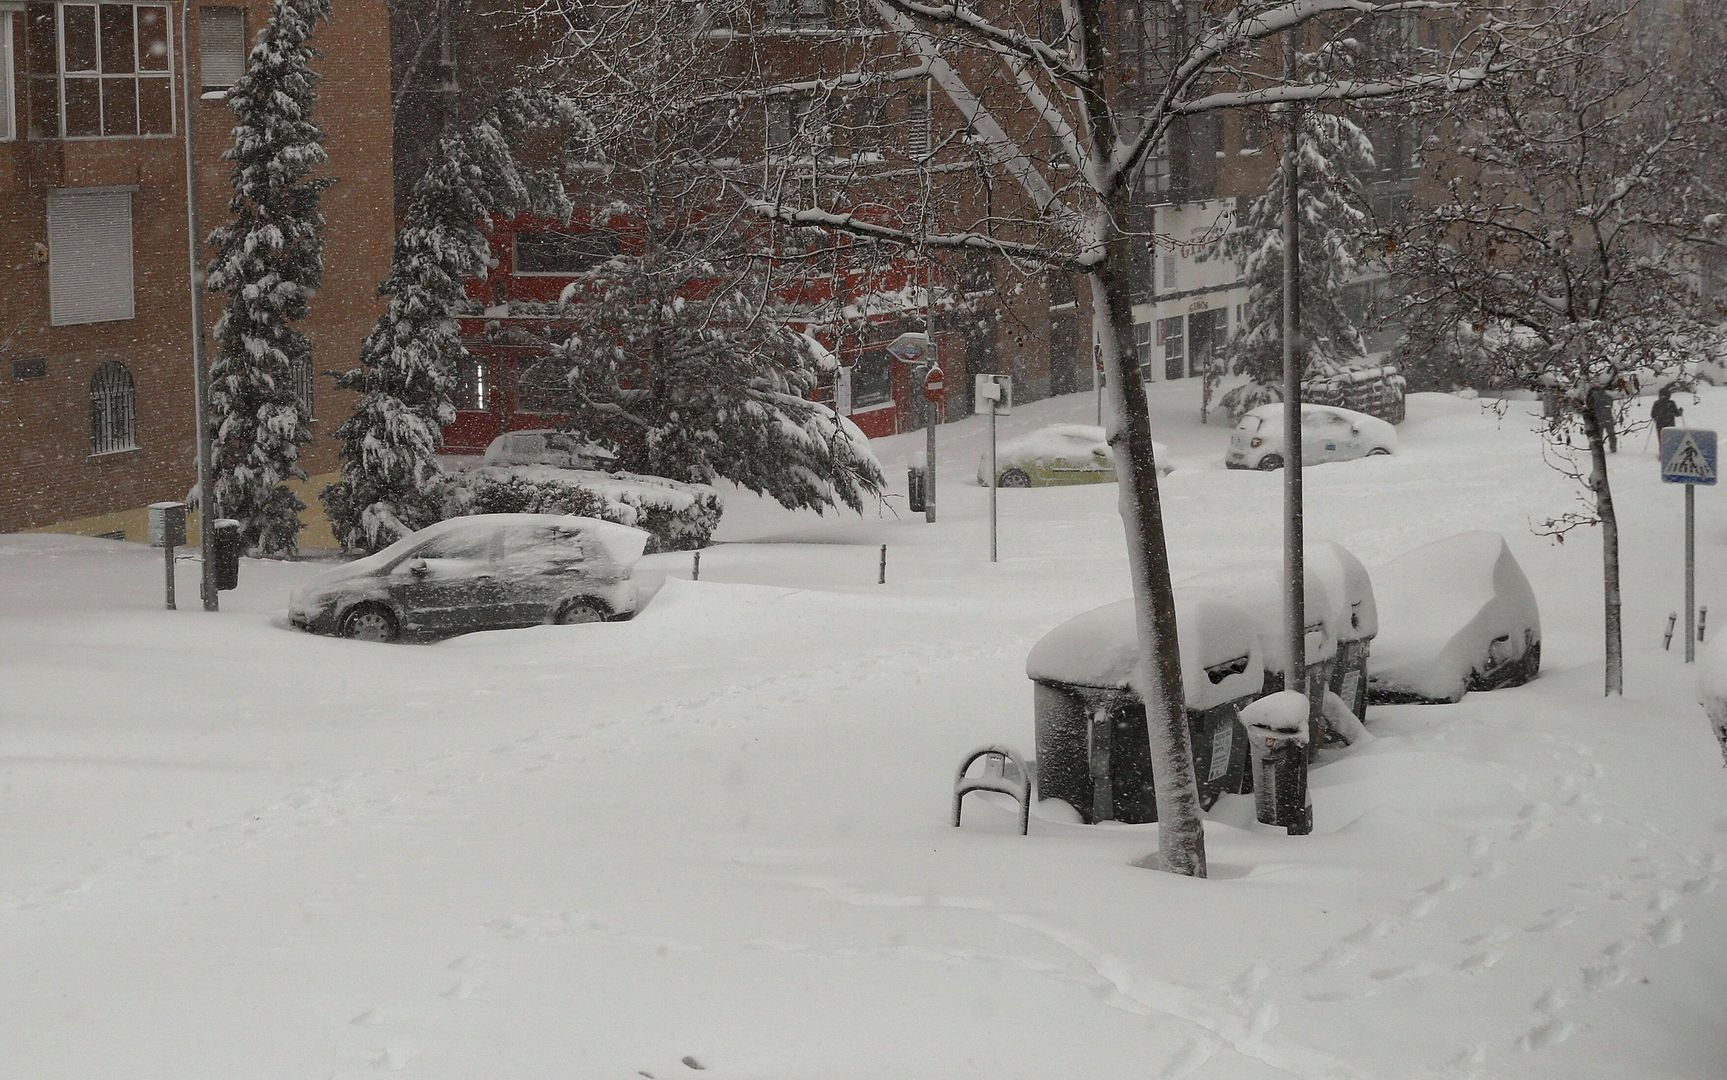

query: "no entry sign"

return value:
[924, 366, 946, 401]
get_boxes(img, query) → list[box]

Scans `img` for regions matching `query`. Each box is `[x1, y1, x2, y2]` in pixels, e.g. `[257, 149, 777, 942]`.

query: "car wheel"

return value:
[339, 603, 399, 643]
[999, 468, 1032, 487]
[1256, 454, 1284, 471]
[556, 598, 611, 625]
[1367, 447, 1391, 457]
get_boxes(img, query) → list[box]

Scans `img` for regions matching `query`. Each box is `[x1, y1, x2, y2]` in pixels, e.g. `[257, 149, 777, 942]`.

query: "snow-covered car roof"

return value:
[1305, 541, 1377, 642]
[1182, 562, 1341, 671]
[1025, 587, 1263, 710]
[299, 514, 651, 595]
[1369, 531, 1540, 702]
[988, 424, 1172, 473]
[1240, 403, 1399, 447]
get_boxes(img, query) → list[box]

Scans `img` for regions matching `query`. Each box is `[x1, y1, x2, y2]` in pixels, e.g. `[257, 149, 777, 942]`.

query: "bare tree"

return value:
[535, 0, 1534, 875]
[1390, 0, 1720, 696]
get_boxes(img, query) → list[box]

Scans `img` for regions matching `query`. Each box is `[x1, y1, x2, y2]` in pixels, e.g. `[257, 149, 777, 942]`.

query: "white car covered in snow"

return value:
[289, 514, 649, 642]
[1225, 403, 1397, 471]
[1367, 531, 1541, 704]
[977, 424, 1172, 487]
[483, 429, 620, 472]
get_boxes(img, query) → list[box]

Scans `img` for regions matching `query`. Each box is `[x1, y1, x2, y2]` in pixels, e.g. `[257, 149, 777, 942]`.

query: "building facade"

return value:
[0, 0, 394, 539]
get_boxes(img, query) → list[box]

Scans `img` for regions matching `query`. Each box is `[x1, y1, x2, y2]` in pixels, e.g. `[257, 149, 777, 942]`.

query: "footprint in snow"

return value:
[1646, 914, 1684, 947]
[1519, 1018, 1574, 1052]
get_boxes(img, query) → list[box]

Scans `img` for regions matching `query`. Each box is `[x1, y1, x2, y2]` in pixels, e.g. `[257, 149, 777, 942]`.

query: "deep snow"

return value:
[3, 382, 1726, 1079]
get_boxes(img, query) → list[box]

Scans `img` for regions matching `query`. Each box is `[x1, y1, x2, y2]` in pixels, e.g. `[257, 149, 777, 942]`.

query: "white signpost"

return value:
[1660, 427, 1717, 662]
[975, 374, 1013, 562]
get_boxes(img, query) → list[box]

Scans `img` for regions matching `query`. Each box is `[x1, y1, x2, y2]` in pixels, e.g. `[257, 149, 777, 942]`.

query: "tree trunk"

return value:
[1580, 408, 1625, 695]
[1090, 192, 1207, 877]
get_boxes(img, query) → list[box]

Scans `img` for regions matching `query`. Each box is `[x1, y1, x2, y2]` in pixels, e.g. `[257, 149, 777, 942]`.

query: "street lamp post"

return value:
[180, 0, 218, 610]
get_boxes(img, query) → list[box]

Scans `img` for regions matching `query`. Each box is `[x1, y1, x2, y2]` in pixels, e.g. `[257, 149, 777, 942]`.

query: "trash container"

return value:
[1241, 690, 1314, 834]
[1307, 542, 1377, 726]
[907, 451, 928, 514]
[1025, 588, 1263, 823]
[1184, 561, 1340, 756]
[212, 518, 243, 591]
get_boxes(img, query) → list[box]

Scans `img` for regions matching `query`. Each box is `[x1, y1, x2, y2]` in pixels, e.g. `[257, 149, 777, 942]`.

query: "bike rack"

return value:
[952, 744, 1032, 836]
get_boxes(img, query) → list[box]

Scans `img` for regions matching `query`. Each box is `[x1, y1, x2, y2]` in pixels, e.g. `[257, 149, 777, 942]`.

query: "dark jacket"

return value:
[1652, 396, 1683, 430]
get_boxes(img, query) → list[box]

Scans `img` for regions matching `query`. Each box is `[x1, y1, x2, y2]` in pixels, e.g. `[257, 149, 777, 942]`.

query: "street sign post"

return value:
[1660, 427, 1717, 663]
[888, 333, 938, 523]
[923, 366, 945, 402]
[975, 374, 1013, 563]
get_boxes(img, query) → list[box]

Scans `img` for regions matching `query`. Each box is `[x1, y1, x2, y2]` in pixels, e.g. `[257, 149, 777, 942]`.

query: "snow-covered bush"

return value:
[438, 466, 721, 553]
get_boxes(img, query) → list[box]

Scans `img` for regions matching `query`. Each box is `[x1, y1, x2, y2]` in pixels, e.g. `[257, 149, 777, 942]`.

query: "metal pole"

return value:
[1281, 33, 1305, 693]
[1687, 483, 1696, 663]
[1093, 343, 1103, 426]
[181, 0, 218, 611]
[878, 544, 886, 585]
[924, 366, 937, 524]
[164, 542, 176, 610]
[989, 401, 998, 562]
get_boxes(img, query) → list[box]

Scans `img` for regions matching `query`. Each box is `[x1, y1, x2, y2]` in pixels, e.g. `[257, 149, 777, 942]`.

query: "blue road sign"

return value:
[1660, 428, 1717, 485]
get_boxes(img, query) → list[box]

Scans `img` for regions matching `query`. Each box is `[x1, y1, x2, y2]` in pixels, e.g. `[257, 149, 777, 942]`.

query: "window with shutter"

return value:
[199, 6, 242, 90]
[48, 188, 135, 326]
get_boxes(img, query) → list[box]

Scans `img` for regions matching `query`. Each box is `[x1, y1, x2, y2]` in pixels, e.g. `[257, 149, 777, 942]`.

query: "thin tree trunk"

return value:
[1091, 193, 1207, 878]
[1580, 408, 1624, 695]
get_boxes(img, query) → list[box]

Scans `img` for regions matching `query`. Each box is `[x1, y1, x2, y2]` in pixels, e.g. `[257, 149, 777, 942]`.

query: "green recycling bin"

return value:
[1308, 542, 1377, 725]
[1025, 588, 1263, 823]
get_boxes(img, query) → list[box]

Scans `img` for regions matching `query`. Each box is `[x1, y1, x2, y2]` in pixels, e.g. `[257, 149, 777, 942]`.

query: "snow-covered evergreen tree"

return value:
[1219, 111, 1375, 421]
[545, 208, 884, 513]
[205, 0, 331, 556]
[324, 100, 566, 552]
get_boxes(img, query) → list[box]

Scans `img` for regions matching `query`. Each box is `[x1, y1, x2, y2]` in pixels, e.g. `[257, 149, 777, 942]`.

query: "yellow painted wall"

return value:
[26, 472, 344, 552]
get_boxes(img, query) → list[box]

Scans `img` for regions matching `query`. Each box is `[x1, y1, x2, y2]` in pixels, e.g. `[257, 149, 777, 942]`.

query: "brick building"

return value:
[0, 0, 393, 539]
[388, 1, 1419, 453]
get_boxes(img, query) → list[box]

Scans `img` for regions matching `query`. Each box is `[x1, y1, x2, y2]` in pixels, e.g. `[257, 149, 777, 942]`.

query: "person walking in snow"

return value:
[1652, 385, 1683, 435]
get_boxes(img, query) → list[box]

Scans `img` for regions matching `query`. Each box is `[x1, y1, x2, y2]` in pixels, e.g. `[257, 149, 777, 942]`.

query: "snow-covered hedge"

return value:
[439, 466, 721, 554]
[324, 465, 722, 555]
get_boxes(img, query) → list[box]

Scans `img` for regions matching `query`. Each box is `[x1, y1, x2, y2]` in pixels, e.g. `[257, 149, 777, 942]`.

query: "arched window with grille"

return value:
[90, 361, 137, 455]
[290, 354, 314, 419]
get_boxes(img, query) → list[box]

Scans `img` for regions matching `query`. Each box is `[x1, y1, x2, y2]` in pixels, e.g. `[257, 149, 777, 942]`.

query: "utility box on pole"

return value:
[148, 502, 188, 611]
[975, 374, 1013, 563]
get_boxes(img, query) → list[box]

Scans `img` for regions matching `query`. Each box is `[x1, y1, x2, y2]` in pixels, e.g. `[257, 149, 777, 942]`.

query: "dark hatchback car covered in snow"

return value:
[289, 514, 649, 642]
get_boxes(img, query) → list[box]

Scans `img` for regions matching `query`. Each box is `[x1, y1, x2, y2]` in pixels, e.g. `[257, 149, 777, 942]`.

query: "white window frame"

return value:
[45, 1, 177, 140]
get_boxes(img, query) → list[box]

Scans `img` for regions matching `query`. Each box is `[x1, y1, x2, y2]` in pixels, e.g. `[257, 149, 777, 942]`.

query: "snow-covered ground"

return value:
[4, 383, 1725, 1079]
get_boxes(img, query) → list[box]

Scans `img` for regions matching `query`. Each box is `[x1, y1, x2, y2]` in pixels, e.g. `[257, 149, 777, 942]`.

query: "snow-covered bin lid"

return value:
[1024, 587, 1263, 710]
[1369, 531, 1540, 702]
[1182, 563, 1340, 672]
[1238, 690, 1311, 746]
[1306, 542, 1377, 643]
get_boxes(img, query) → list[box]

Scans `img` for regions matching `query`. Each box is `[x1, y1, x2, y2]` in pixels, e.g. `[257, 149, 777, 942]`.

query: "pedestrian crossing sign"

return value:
[1660, 428, 1717, 485]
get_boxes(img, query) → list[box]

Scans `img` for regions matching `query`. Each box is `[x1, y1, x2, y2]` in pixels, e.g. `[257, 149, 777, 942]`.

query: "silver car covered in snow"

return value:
[289, 514, 649, 642]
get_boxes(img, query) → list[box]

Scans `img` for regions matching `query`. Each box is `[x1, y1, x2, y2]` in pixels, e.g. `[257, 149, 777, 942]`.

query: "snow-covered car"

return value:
[977, 424, 1172, 487]
[1225, 403, 1397, 470]
[289, 514, 649, 643]
[1367, 531, 1541, 704]
[482, 429, 620, 472]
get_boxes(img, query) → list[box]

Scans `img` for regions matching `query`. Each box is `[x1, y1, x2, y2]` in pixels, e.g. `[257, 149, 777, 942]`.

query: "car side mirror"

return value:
[408, 558, 429, 578]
